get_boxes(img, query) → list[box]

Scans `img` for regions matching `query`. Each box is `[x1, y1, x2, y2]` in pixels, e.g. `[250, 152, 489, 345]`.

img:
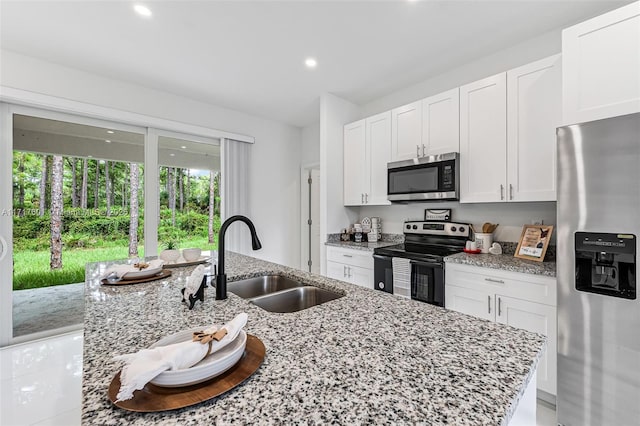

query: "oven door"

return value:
[387, 154, 458, 201]
[410, 260, 445, 307]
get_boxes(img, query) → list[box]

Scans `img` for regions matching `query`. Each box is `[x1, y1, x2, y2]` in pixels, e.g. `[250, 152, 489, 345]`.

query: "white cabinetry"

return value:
[460, 55, 561, 203]
[460, 73, 507, 203]
[562, 1, 640, 124]
[326, 246, 374, 289]
[391, 101, 422, 161]
[343, 112, 391, 206]
[422, 88, 460, 155]
[445, 263, 557, 396]
[507, 54, 561, 202]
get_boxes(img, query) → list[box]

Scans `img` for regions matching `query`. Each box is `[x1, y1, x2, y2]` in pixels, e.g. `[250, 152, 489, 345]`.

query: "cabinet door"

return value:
[445, 285, 495, 321]
[326, 261, 349, 282]
[459, 73, 507, 203]
[348, 265, 373, 289]
[496, 295, 557, 396]
[365, 111, 392, 205]
[507, 55, 561, 202]
[343, 119, 366, 205]
[391, 101, 422, 161]
[562, 2, 640, 124]
[422, 88, 460, 155]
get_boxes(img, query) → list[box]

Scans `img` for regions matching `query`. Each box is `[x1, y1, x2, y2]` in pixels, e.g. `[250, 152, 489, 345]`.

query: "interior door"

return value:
[310, 168, 320, 274]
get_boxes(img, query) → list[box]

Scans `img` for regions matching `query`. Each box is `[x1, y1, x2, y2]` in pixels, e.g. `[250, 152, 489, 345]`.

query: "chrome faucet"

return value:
[215, 215, 262, 300]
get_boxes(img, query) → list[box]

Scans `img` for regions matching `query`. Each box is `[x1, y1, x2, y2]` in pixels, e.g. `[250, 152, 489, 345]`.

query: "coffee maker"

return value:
[574, 232, 636, 299]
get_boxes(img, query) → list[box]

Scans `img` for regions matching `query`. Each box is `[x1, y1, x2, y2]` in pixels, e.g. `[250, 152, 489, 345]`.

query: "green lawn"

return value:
[13, 236, 217, 290]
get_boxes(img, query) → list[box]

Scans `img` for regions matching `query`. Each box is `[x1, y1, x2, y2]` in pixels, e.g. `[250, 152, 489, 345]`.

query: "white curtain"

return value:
[220, 138, 252, 254]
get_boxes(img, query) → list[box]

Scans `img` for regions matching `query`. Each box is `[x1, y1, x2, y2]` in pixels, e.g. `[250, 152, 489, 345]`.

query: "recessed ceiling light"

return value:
[107, 130, 114, 134]
[181, 145, 187, 149]
[170, 153, 175, 157]
[133, 4, 152, 17]
[105, 139, 111, 143]
[304, 58, 317, 69]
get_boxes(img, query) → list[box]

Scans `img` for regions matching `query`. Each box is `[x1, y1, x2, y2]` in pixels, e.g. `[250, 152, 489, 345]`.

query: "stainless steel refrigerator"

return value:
[557, 112, 640, 426]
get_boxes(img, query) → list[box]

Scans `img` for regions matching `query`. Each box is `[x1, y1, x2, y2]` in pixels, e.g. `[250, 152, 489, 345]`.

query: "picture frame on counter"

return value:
[515, 225, 554, 262]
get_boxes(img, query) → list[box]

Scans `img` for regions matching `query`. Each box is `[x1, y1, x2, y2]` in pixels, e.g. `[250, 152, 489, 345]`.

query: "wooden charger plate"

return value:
[108, 334, 265, 412]
[101, 269, 172, 286]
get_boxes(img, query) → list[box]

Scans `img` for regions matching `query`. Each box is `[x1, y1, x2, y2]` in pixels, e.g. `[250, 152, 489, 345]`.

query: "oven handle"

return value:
[409, 259, 444, 269]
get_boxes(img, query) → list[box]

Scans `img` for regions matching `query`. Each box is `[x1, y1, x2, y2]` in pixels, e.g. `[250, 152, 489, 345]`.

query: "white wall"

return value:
[319, 93, 360, 274]
[0, 50, 302, 267]
[301, 121, 320, 166]
[356, 29, 562, 242]
[360, 29, 562, 117]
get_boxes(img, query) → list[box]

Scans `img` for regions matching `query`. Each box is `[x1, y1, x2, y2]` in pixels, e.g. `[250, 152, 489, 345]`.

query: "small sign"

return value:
[514, 225, 554, 262]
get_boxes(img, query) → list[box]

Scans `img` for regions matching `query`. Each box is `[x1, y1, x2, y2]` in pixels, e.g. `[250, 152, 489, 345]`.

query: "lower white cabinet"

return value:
[445, 263, 557, 397]
[326, 246, 374, 289]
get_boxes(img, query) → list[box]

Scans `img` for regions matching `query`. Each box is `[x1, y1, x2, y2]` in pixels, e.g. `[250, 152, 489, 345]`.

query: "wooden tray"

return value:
[108, 334, 265, 412]
[101, 269, 172, 286]
[163, 257, 211, 269]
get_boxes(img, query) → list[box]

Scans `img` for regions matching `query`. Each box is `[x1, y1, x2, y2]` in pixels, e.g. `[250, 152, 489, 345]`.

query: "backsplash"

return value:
[327, 233, 404, 243]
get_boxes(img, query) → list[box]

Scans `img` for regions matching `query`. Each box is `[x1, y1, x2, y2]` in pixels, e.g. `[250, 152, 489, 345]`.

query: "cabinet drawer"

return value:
[326, 247, 373, 270]
[446, 263, 556, 306]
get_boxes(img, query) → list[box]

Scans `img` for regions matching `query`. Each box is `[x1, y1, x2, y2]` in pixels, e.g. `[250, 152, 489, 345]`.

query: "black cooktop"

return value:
[374, 243, 463, 263]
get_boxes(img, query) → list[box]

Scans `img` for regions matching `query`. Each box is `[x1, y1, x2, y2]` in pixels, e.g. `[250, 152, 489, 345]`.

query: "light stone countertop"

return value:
[444, 252, 557, 277]
[82, 252, 545, 425]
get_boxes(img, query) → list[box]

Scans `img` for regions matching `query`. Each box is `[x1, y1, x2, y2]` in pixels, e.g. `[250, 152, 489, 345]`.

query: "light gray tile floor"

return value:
[12, 283, 84, 337]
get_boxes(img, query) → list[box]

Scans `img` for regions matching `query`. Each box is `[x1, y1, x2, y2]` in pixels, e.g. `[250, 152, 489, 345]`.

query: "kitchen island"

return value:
[82, 252, 545, 425]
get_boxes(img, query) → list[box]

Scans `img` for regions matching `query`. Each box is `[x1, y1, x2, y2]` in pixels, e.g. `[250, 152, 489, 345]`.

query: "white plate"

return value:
[120, 266, 164, 280]
[149, 328, 247, 388]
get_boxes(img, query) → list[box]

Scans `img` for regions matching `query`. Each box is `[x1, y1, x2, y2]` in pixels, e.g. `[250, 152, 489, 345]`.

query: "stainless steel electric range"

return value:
[373, 221, 470, 306]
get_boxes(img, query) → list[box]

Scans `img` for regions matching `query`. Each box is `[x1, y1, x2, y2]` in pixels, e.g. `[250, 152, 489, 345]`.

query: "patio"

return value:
[12, 283, 84, 337]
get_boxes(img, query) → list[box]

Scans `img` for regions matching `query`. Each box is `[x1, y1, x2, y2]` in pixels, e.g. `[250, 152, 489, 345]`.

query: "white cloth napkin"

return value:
[103, 259, 164, 279]
[183, 265, 206, 300]
[112, 312, 248, 401]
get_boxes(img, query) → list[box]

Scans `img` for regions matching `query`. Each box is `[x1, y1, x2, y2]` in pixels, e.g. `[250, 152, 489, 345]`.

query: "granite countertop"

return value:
[444, 252, 557, 277]
[82, 252, 545, 425]
[324, 240, 399, 251]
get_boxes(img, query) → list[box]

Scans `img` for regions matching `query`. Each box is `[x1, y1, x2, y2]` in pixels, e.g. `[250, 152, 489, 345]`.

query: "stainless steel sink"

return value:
[249, 286, 344, 313]
[227, 275, 303, 299]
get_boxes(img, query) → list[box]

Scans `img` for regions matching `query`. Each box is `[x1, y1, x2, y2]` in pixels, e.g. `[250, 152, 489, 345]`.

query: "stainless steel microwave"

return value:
[387, 152, 459, 202]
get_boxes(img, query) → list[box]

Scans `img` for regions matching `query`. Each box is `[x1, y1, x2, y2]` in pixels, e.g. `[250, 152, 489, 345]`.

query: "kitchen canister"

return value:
[475, 233, 493, 254]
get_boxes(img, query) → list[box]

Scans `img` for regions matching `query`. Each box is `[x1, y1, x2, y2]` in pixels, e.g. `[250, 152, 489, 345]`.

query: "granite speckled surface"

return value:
[82, 252, 545, 425]
[444, 253, 557, 277]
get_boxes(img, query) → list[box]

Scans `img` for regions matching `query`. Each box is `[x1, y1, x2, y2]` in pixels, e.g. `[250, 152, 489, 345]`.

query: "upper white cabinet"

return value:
[391, 101, 422, 161]
[562, 1, 640, 124]
[460, 73, 508, 203]
[460, 55, 561, 203]
[343, 119, 366, 205]
[507, 55, 562, 202]
[422, 88, 460, 155]
[343, 112, 391, 206]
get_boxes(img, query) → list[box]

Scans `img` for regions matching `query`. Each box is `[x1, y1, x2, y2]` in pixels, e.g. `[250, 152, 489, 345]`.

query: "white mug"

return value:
[475, 233, 493, 254]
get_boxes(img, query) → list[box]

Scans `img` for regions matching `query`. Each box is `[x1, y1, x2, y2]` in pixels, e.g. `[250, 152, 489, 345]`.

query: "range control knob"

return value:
[378, 282, 385, 289]
[459, 226, 465, 233]
[451, 226, 457, 232]
[406, 224, 411, 230]
[412, 225, 418, 230]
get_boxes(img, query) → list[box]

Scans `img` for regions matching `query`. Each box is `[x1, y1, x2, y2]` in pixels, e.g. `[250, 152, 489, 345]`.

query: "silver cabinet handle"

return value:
[361, 193, 364, 204]
[485, 278, 505, 284]
[422, 144, 426, 157]
[365, 193, 368, 203]
[416, 145, 420, 157]
[500, 184, 504, 200]
[343, 265, 347, 277]
[342, 254, 353, 258]
[509, 184, 514, 200]
[488, 295, 491, 314]
[347, 266, 352, 278]
[498, 297, 502, 316]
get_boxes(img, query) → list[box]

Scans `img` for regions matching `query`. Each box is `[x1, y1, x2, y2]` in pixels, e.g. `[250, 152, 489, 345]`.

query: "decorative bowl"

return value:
[182, 248, 202, 262]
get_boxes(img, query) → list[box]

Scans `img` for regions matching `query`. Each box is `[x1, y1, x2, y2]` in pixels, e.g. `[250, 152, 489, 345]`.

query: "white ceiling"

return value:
[0, 0, 630, 127]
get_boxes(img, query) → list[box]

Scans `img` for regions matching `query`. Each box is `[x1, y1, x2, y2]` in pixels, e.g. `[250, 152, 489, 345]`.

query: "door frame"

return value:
[300, 162, 320, 272]
[0, 94, 230, 346]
